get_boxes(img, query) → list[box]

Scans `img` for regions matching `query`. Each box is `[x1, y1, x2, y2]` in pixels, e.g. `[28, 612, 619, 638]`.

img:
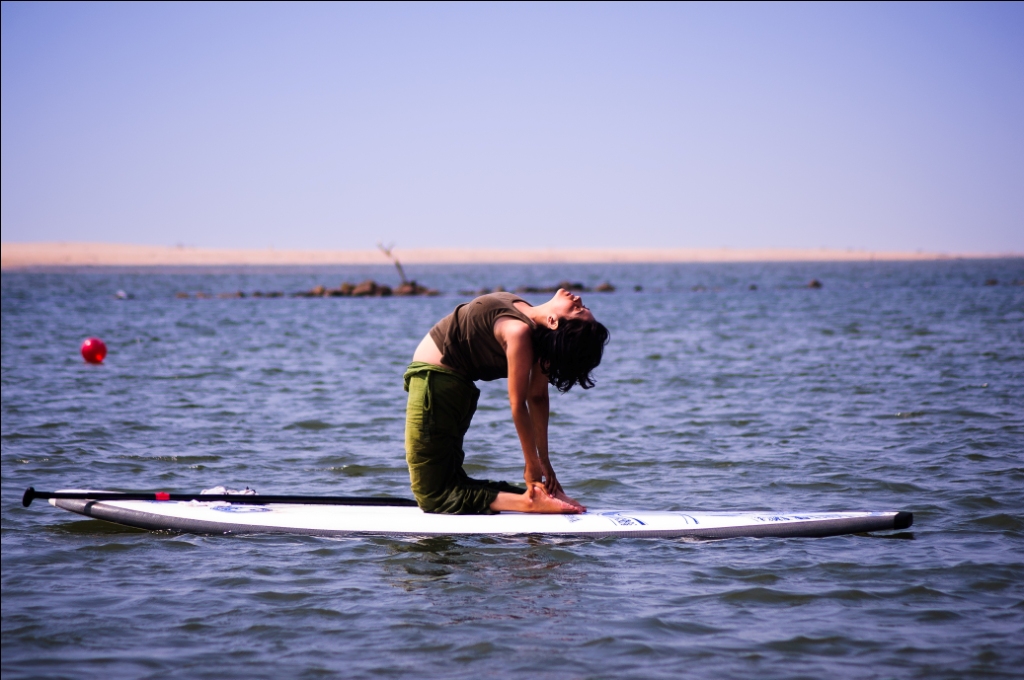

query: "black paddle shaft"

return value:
[22, 487, 418, 508]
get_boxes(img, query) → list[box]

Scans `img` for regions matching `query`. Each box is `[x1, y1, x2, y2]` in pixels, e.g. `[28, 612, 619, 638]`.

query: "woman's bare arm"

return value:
[495, 318, 585, 511]
[527, 362, 556, 491]
[500, 320, 547, 486]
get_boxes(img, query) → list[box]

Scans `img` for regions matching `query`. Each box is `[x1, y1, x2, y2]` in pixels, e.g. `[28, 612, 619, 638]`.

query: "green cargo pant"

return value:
[403, 362, 525, 514]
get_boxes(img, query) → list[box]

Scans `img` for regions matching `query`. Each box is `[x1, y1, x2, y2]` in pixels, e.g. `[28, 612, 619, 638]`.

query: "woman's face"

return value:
[549, 288, 595, 323]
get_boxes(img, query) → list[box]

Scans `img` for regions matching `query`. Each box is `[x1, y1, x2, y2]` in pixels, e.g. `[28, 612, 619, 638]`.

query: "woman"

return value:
[403, 289, 610, 514]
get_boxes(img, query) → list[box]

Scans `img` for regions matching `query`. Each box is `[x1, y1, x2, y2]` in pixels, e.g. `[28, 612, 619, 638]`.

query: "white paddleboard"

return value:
[49, 491, 913, 539]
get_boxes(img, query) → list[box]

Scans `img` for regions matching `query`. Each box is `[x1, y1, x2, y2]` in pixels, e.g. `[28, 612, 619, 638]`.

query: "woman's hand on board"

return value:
[524, 459, 548, 488]
[543, 465, 562, 495]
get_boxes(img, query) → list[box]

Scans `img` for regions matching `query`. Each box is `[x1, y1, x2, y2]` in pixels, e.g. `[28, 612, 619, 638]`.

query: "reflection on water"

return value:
[381, 536, 587, 634]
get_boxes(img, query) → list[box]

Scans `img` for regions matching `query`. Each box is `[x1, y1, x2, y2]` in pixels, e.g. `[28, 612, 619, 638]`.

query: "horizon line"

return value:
[2, 242, 1020, 269]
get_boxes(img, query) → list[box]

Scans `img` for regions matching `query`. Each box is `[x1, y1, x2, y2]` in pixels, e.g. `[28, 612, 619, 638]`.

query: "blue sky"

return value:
[2, 2, 1021, 252]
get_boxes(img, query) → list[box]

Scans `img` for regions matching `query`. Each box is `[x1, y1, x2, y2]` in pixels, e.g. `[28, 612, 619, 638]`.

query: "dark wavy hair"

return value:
[532, 318, 610, 392]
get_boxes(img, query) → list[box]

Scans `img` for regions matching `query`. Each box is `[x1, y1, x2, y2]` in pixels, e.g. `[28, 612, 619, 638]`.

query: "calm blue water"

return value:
[2, 261, 1023, 679]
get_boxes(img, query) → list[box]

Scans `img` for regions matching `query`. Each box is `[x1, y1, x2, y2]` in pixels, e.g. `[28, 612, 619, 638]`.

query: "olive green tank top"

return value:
[429, 292, 535, 381]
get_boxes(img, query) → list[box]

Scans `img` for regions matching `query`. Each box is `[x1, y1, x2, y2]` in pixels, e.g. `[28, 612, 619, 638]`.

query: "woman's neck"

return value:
[515, 300, 555, 328]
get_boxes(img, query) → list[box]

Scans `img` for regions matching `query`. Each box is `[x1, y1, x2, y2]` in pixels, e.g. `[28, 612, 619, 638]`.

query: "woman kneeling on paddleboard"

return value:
[404, 289, 609, 514]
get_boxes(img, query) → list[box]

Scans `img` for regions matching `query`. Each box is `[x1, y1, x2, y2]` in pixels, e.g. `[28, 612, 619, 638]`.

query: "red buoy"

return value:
[81, 337, 107, 364]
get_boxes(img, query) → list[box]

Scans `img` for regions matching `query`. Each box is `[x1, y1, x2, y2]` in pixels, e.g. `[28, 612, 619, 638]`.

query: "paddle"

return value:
[22, 487, 419, 508]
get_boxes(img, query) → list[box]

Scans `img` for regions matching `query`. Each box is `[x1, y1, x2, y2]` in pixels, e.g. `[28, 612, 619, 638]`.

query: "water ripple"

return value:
[3, 261, 1023, 679]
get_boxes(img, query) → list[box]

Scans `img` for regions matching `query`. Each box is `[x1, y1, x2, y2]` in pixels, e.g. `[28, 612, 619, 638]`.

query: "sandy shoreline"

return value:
[1, 242, 1017, 269]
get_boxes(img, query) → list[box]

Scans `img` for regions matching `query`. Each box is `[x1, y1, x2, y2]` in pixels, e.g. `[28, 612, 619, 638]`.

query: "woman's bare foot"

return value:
[552, 489, 586, 512]
[490, 485, 583, 514]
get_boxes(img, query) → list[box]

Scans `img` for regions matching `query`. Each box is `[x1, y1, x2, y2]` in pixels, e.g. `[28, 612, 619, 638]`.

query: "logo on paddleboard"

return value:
[211, 505, 273, 513]
[599, 512, 646, 527]
[754, 514, 850, 523]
